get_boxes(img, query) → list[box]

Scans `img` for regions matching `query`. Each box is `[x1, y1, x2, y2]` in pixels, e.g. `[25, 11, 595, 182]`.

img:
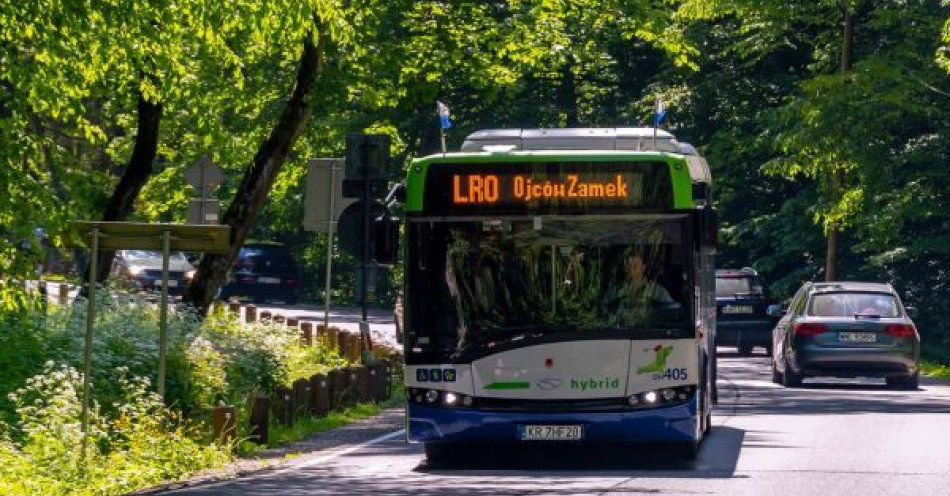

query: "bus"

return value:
[400, 128, 717, 461]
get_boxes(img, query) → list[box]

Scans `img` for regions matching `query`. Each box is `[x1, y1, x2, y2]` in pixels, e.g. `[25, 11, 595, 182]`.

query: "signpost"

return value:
[304, 158, 354, 329]
[67, 221, 230, 461]
[185, 157, 224, 225]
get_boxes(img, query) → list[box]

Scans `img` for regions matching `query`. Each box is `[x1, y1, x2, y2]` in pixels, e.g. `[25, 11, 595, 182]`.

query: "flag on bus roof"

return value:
[437, 101, 452, 129]
[653, 97, 666, 128]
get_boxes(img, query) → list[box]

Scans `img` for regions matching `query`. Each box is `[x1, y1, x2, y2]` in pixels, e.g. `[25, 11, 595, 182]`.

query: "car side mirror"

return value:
[767, 304, 783, 317]
[905, 306, 919, 319]
[373, 213, 400, 266]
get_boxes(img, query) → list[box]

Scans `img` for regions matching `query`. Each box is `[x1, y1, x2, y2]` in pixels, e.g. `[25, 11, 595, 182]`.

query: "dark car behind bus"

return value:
[715, 268, 777, 355]
[220, 243, 300, 304]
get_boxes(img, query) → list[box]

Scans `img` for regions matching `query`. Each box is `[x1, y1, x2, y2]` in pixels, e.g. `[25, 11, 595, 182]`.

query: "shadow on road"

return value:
[717, 356, 950, 416]
[406, 425, 745, 477]
[179, 428, 746, 496]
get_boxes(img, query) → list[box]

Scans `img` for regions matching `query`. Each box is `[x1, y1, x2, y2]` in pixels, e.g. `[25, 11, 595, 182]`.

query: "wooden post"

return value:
[344, 366, 359, 406]
[287, 317, 299, 327]
[348, 334, 361, 363]
[292, 378, 310, 418]
[381, 363, 392, 400]
[311, 373, 329, 416]
[245, 304, 257, 323]
[211, 405, 237, 444]
[260, 310, 272, 322]
[338, 332, 350, 360]
[356, 365, 370, 403]
[328, 327, 340, 353]
[58, 283, 69, 306]
[316, 325, 327, 347]
[300, 322, 313, 346]
[249, 396, 269, 444]
[274, 386, 293, 426]
[369, 363, 383, 401]
[327, 368, 343, 410]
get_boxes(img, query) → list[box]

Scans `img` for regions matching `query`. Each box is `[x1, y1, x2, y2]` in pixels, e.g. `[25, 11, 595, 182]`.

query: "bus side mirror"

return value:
[698, 207, 718, 249]
[373, 214, 400, 266]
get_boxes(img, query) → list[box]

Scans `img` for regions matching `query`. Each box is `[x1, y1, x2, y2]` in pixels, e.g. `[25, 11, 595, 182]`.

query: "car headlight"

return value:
[127, 266, 144, 276]
[186, 270, 196, 279]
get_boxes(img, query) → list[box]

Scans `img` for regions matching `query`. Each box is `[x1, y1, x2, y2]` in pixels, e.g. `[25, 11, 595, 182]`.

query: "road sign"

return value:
[184, 157, 224, 194]
[343, 134, 390, 198]
[188, 199, 221, 225]
[68, 221, 231, 253]
[304, 158, 355, 232]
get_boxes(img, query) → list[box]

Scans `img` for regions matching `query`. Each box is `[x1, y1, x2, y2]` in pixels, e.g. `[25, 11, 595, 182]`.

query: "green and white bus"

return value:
[400, 128, 718, 461]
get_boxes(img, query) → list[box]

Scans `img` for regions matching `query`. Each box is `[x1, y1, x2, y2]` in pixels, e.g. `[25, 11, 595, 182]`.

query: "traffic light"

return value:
[343, 134, 390, 198]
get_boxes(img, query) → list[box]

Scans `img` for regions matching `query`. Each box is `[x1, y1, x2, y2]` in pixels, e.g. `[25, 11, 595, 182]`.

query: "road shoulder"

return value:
[134, 407, 405, 495]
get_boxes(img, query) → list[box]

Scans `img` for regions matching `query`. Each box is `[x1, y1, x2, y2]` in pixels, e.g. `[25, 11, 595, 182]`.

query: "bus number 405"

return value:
[652, 368, 688, 381]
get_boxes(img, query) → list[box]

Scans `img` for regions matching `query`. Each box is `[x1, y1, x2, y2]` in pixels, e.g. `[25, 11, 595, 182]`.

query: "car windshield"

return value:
[715, 276, 762, 297]
[407, 216, 693, 360]
[808, 292, 900, 318]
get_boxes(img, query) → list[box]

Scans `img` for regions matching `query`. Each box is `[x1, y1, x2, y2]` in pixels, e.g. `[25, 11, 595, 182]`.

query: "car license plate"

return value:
[521, 425, 583, 441]
[722, 305, 753, 315]
[258, 277, 281, 284]
[839, 332, 877, 343]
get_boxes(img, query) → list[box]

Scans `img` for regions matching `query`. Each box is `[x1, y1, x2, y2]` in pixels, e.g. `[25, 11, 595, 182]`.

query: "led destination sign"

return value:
[424, 161, 673, 214]
[453, 173, 631, 204]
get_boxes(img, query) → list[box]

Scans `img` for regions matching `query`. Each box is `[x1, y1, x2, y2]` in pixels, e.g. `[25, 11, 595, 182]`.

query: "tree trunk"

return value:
[84, 93, 163, 288]
[559, 55, 579, 127]
[825, 5, 855, 282]
[184, 26, 326, 315]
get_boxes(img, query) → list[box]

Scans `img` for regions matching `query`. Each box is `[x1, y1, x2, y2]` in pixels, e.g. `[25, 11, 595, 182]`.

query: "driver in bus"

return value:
[614, 250, 674, 324]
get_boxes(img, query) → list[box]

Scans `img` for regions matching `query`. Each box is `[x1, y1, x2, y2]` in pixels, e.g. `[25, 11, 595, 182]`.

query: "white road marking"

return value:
[269, 429, 406, 476]
[164, 429, 406, 494]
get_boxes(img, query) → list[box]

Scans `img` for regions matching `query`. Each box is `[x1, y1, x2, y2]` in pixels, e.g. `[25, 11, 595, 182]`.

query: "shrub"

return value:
[0, 363, 230, 496]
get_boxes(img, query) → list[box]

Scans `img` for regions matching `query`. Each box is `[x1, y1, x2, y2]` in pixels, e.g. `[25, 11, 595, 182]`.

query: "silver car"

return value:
[111, 250, 196, 295]
[770, 282, 920, 389]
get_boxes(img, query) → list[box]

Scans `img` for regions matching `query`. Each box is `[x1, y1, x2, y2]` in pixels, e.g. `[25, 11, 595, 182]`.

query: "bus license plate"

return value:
[840, 332, 877, 343]
[521, 425, 583, 441]
[722, 305, 753, 314]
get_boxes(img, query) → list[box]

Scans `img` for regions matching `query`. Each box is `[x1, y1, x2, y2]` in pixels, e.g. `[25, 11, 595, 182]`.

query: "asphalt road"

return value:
[165, 351, 950, 496]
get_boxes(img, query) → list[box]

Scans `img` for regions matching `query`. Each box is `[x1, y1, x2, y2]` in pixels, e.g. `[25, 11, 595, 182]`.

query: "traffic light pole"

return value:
[359, 144, 372, 363]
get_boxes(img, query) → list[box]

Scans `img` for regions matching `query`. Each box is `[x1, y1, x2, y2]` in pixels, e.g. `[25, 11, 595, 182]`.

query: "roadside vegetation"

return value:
[0, 288, 390, 496]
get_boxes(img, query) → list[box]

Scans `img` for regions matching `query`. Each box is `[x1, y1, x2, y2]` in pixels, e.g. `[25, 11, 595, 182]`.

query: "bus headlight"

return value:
[661, 389, 678, 402]
[425, 390, 440, 404]
[630, 386, 694, 409]
[443, 392, 459, 406]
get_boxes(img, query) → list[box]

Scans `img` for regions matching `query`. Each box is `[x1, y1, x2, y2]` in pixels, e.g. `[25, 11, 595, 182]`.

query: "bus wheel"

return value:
[674, 441, 700, 461]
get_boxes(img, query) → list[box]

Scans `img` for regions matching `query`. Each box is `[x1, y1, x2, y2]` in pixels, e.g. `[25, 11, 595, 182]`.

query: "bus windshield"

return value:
[407, 216, 693, 361]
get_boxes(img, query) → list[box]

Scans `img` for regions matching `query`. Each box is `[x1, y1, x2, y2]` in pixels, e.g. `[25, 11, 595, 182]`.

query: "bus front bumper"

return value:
[407, 396, 698, 445]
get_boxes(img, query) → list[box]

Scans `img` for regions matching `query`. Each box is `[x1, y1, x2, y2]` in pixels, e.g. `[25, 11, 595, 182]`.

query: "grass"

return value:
[238, 378, 406, 455]
[921, 359, 950, 381]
